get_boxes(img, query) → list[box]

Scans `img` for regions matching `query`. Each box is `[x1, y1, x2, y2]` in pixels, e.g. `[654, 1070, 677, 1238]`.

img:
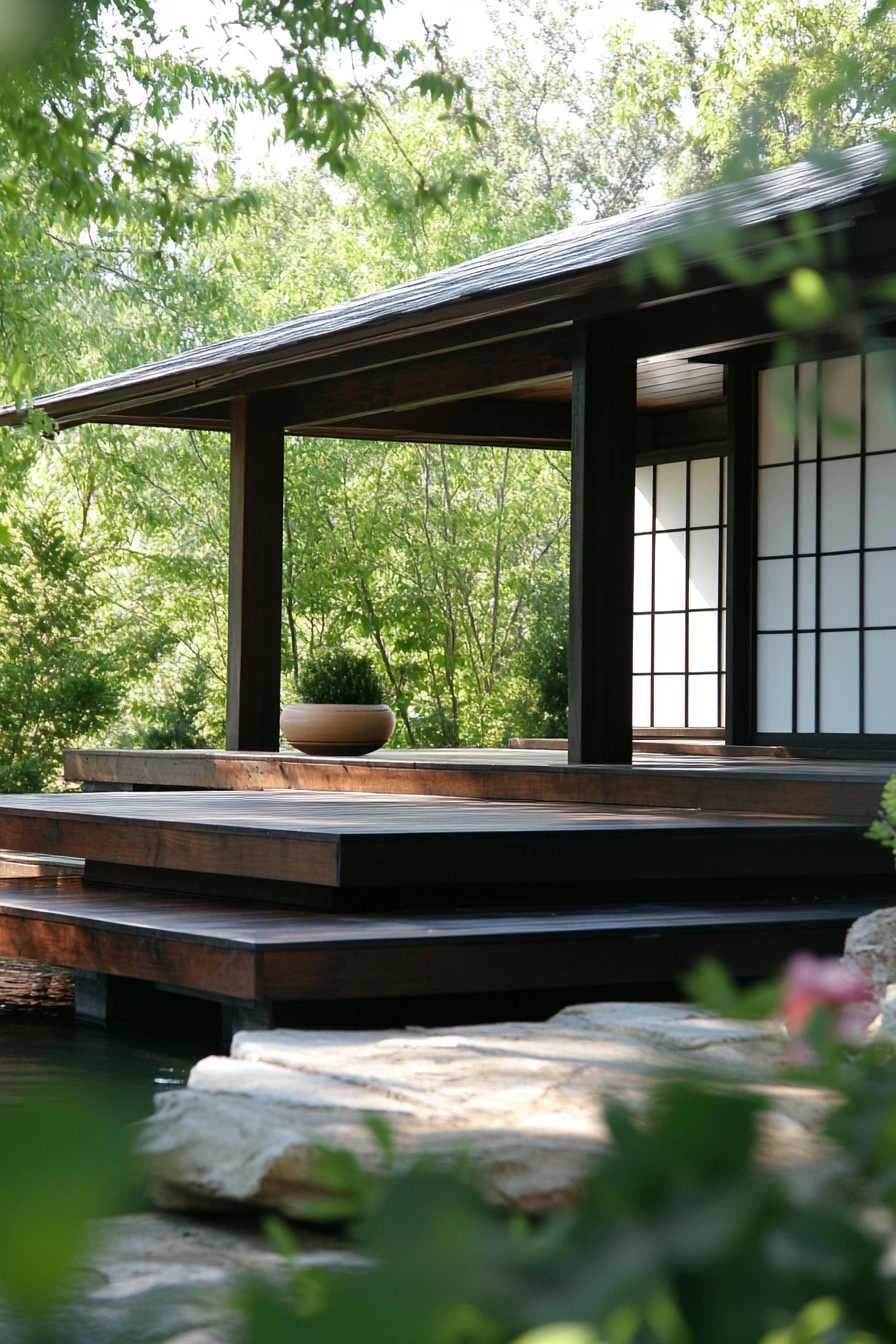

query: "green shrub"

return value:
[867, 775, 896, 862]
[511, 575, 569, 739]
[297, 647, 386, 705]
[138, 660, 214, 750]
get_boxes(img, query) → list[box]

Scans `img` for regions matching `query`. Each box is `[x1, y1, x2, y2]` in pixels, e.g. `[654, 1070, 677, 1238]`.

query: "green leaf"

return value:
[0, 1091, 137, 1320]
[681, 957, 782, 1020]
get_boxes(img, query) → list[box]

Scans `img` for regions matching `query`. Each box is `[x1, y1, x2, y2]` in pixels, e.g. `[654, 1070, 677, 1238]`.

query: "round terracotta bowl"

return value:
[280, 703, 396, 756]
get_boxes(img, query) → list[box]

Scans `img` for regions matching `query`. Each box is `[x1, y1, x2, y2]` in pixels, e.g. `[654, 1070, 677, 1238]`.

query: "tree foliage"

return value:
[2, 0, 896, 783]
[640, 0, 896, 192]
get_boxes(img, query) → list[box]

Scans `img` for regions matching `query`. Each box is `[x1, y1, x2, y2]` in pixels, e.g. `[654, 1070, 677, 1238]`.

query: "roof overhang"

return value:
[3, 145, 893, 446]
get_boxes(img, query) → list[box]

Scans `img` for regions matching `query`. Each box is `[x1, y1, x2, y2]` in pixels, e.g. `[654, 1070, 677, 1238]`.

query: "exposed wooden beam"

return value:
[276, 329, 574, 428]
[296, 396, 571, 447]
[637, 403, 727, 458]
[84, 413, 231, 432]
[44, 274, 762, 429]
[88, 286, 772, 435]
[226, 395, 285, 752]
[48, 285, 786, 432]
[630, 286, 774, 360]
[568, 320, 637, 766]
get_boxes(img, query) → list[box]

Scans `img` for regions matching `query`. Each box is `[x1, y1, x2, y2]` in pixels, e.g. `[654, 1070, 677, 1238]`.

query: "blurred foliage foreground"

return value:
[6, 943, 896, 1343]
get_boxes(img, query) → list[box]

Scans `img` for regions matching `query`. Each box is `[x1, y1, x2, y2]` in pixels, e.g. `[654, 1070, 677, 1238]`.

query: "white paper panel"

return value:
[689, 457, 720, 527]
[720, 674, 726, 725]
[796, 632, 816, 732]
[865, 549, 896, 627]
[721, 527, 727, 609]
[634, 466, 654, 533]
[632, 675, 651, 727]
[819, 631, 859, 732]
[633, 534, 653, 613]
[865, 453, 896, 548]
[632, 613, 652, 674]
[798, 362, 818, 461]
[688, 675, 719, 727]
[688, 529, 719, 609]
[820, 457, 861, 553]
[757, 558, 794, 631]
[820, 553, 860, 630]
[757, 465, 794, 557]
[758, 366, 795, 465]
[797, 556, 816, 630]
[720, 610, 726, 672]
[654, 612, 686, 673]
[654, 531, 686, 611]
[722, 457, 728, 525]
[821, 355, 861, 458]
[689, 610, 719, 672]
[798, 462, 816, 554]
[865, 350, 896, 454]
[864, 629, 896, 733]
[653, 674, 685, 727]
[655, 460, 687, 532]
[756, 633, 793, 732]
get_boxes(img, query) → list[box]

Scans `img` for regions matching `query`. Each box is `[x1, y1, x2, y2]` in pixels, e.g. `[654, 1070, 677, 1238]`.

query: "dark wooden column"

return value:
[725, 358, 758, 745]
[568, 320, 637, 765]
[226, 394, 285, 751]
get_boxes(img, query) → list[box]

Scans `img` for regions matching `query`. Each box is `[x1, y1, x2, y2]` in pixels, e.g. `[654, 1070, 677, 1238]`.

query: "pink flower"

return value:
[780, 952, 876, 1042]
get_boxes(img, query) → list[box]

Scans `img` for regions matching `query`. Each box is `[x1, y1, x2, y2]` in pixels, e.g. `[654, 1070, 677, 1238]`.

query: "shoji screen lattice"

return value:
[756, 353, 896, 736]
[633, 456, 727, 728]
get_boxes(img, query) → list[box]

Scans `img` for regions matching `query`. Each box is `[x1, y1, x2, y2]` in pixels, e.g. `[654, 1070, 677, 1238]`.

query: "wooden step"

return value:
[0, 878, 886, 1005]
[0, 790, 891, 911]
[64, 747, 896, 819]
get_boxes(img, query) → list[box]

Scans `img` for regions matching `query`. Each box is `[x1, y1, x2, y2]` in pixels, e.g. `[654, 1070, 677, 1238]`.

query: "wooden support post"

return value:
[725, 359, 758, 745]
[221, 997, 273, 1044]
[568, 321, 637, 765]
[226, 394, 286, 751]
[74, 970, 108, 1022]
[74, 971, 157, 1023]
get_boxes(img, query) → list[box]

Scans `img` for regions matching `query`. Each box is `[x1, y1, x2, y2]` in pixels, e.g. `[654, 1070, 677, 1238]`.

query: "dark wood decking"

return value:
[0, 790, 891, 909]
[0, 878, 884, 1002]
[4, 750, 893, 1012]
[66, 747, 896, 820]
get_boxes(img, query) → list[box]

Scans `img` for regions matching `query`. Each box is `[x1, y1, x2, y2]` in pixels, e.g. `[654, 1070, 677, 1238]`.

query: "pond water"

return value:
[0, 958, 218, 1124]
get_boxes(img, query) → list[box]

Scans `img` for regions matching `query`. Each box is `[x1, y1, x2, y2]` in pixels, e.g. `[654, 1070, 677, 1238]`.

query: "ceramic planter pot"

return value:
[280, 703, 396, 756]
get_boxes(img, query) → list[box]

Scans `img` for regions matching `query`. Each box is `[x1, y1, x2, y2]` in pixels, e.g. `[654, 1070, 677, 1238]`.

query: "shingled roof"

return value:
[1, 142, 888, 428]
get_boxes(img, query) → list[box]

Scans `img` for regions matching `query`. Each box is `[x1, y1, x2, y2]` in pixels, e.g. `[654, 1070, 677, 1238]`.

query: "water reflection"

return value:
[0, 957, 218, 1124]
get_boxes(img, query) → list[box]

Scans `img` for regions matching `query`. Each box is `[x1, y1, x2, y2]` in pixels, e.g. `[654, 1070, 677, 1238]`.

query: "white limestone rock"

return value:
[843, 906, 896, 996]
[74, 1211, 356, 1344]
[142, 1002, 809, 1215]
[841, 907, 896, 1040]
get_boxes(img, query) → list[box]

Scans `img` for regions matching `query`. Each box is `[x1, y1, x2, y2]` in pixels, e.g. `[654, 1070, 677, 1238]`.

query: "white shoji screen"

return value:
[756, 352, 896, 735]
[633, 456, 727, 728]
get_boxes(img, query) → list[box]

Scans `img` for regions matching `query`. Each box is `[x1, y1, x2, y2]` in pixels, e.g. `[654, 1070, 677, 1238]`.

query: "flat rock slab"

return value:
[19, 1212, 356, 1344]
[143, 1002, 828, 1215]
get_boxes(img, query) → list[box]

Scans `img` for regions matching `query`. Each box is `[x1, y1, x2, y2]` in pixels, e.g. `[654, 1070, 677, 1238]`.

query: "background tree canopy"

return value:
[0, 0, 891, 785]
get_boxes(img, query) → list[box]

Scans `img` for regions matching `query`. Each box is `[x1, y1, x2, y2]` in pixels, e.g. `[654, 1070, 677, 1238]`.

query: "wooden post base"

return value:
[75, 969, 271, 1045]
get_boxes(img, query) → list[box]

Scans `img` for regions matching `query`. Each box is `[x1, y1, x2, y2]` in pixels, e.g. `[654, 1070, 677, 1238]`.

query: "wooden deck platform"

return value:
[0, 788, 892, 910]
[65, 747, 896, 820]
[0, 877, 884, 1011]
[2, 762, 893, 1022]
